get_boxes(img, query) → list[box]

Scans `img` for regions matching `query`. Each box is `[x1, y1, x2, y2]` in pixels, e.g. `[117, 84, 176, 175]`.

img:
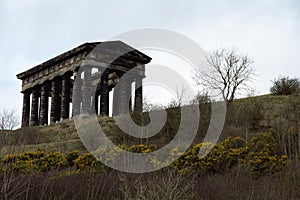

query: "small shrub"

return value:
[2, 150, 66, 173]
[65, 150, 79, 167]
[243, 152, 288, 177]
[270, 76, 300, 95]
[73, 153, 106, 172]
[35, 151, 66, 172]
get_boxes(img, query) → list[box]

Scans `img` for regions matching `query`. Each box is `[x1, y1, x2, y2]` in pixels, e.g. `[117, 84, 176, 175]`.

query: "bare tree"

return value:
[0, 108, 20, 131]
[0, 108, 19, 146]
[166, 85, 187, 108]
[142, 95, 163, 112]
[194, 48, 255, 103]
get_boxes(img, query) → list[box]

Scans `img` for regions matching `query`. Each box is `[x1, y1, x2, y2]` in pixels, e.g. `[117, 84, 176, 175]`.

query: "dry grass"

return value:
[1, 163, 300, 200]
[1, 94, 300, 199]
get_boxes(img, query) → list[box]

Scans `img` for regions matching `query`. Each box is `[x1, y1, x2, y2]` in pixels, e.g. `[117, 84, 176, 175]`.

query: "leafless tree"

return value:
[142, 95, 163, 112]
[0, 108, 20, 145]
[0, 108, 20, 131]
[194, 48, 255, 103]
[166, 85, 187, 108]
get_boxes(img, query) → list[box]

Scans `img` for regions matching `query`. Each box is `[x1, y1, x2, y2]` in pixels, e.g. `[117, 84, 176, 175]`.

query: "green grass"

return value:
[0, 94, 300, 199]
[1, 94, 299, 156]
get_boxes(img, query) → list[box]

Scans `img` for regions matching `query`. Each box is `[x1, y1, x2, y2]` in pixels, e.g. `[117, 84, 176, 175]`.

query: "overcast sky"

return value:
[0, 0, 299, 120]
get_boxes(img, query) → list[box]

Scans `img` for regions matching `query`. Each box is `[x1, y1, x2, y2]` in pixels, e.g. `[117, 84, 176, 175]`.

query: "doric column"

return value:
[72, 71, 82, 116]
[92, 91, 99, 115]
[39, 84, 49, 125]
[129, 97, 132, 112]
[51, 77, 62, 123]
[82, 67, 92, 114]
[100, 70, 109, 116]
[119, 77, 132, 114]
[21, 90, 31, 127]
[30, 88, 39, 126]
[128, 81, 133, 113]
[113, 88, 120, 116]
[61, 72, 72, 119]
[134, 76, 143, 113]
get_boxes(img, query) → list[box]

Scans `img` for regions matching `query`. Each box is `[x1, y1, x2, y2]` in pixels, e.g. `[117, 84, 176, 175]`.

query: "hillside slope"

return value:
[1, 94, 299, 155]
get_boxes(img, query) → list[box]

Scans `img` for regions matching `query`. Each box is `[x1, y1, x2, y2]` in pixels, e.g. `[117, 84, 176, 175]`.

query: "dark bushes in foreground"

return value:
[1, 133, 299, 199]
[1, 165, 300, 200]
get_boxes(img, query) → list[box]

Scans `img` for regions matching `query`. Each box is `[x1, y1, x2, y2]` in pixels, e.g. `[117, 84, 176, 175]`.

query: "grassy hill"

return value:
[1, 94, 299, 156]
[1, 94, 300, 200]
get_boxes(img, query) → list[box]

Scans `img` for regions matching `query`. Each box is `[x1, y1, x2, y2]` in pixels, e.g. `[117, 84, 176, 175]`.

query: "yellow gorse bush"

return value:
[0, 133, 289, 177]
[2, 149, 66, 173]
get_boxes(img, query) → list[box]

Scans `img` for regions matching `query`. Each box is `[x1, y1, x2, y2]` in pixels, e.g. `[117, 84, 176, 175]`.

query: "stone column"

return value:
[39, 84, 49, 125]
[21, 90, 31, 127]
[61, 72, 72, 119]
[51, 77, 62, 123]
[129, 98, 132, 112]
[113, 88, 120, 116]
[82, 67, 92, 114]
[100, 71, 109, 116]
[119, 77, 132, 114]
[128, 81, 133, 113]
[92, 91, 99, 115]
[134, 77, 143, 113]
[72, 71, 82, 116]
[30, 88, 39, 126]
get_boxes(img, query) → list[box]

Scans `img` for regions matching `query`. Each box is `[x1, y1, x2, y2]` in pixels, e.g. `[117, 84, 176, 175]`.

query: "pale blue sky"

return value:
[0, 0, 299, 119]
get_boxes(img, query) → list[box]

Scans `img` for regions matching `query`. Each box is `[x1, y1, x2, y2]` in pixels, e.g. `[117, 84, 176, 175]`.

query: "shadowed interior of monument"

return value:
[16, 41, 152, 127]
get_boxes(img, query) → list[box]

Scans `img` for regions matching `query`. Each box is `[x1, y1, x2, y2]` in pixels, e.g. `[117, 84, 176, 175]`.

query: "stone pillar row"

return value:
[21, 72, 72, 127]
[21, 69, 144, 127]
[78, 67, 110, 116]
[112, 74, 143, 116]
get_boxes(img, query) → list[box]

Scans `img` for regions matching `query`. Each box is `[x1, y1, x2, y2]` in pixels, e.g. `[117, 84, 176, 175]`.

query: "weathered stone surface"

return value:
[21, 91, 31, 127]
[119, 77, 133, 114]
[91, 91, 100, 115]
[17, 41, 151, 127]
[113, 87, 120, 116]
[100, 70, 109, 116]
[30, 88, 40, 126]
[61, 72, 72, 119]
[134, 77, 143, 113]
[82, 67, 92, 114]
[72, 71, 82, 116]
[40, 84, 49, 125]
[50, 77, 61, 123]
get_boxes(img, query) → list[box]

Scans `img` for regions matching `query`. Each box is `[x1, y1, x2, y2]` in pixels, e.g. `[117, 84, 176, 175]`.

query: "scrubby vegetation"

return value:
[0, 94, 299, 199]
[270, 76, 300, 95]
[0, 133, 300, 199]
[1, 134, 289, 176]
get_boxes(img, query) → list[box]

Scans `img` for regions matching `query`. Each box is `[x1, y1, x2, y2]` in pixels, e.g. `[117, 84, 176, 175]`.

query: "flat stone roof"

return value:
[16, 41, 152, 80]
